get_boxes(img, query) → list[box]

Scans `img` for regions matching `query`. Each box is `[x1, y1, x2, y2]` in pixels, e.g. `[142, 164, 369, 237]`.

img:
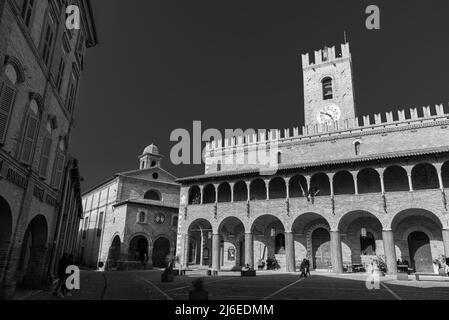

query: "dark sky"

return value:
[72, 0, 449, 191]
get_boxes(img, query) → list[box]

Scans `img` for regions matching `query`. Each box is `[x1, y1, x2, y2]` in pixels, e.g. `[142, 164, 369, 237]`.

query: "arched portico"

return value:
[218, 217, 245, 270]
[187, 219, 213, 268]
[251, 215, 286, 270]
[390, 209, 444, 273]
[292, 213, 332, 272]
[17, 215, 48, 289]
[338, 211, 383, 268]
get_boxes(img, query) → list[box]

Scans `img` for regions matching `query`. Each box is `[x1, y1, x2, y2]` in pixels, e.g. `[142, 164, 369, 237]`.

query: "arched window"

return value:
[38, 118, 55, 178]
[217, 161, 222, 172]
[19, 100, 40, 164]
[322, 77, 333, 100]
[144, 190, 161, 201]
[354, 141, 361, 156]
[0, 64, 19, 144]
[97, 212, 104, 237]
[138, 211, 146, 223]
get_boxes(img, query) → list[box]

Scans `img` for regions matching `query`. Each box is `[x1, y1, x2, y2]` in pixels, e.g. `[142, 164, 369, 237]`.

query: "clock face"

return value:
[317, 105, 341, 124]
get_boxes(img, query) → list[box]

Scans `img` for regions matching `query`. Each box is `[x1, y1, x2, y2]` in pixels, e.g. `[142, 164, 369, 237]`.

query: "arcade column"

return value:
[244, 233, 254, 268]
[382, 230, 398, 275]
[442, 229, 449, 259]
[212, 233, 220, 271]
[285, 232, 296, 272]
[330, 231, 343, 273]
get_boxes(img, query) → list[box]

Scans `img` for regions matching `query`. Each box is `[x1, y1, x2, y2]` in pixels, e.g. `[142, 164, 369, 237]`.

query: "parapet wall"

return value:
[206, 103, 449, 154]
[301, 43, 351, 68]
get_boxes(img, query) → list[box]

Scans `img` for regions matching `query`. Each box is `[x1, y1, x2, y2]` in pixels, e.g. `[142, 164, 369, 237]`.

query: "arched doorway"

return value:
[275, 233, 285, 254]
[188, 219, 213, 267]
[251, 215, 285, 268]
[128, 236, 149, 262]
[152, 237, 171, 268]
[17, 215, 48, 289]
[312, 228, 331, 270]
[408, 231, 433, 273]
[218, 217, 245, 270]
[0, 196, 13, 278]
[360, 232, 376, 256]
[107, 236, 121, 269]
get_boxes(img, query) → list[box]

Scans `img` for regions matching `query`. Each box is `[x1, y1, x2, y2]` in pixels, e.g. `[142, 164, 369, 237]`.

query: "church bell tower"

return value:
[301, 42, 356, 126]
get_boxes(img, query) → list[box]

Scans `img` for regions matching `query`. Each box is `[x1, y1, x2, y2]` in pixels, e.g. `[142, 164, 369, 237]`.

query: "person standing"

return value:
[53, 253, 69, 298]
[300, 259, 307, 278]
[305, 258, 311, 277]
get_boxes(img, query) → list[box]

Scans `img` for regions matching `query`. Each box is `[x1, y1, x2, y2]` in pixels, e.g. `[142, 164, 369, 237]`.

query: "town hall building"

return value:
[176, 42, 449, 275]
[79, 144, 180, 270]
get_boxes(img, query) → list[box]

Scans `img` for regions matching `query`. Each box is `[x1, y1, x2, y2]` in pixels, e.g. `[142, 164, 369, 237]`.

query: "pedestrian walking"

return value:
[305, 258, 311, 277]
[300, 259, 307, 278]
[53, 253, 69, 298]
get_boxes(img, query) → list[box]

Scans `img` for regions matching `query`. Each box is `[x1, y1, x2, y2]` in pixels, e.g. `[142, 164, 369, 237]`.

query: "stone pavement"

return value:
[19, 270, 449, 300]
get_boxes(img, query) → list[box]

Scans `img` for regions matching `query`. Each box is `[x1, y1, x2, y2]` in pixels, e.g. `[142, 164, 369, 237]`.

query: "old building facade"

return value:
[176, 42, 449, 275]
[79, 145, 180, 271]
[0, 0, 97, 298]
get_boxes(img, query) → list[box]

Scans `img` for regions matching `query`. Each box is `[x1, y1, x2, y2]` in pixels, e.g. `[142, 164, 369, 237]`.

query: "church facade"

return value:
[176, 42, 449, 275]
[79, 145, 180, 270]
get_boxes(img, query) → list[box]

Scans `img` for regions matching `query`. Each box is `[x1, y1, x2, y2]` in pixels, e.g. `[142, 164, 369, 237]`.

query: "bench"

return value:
[415, 273, 449, 281]
[241, 270, 256, 277]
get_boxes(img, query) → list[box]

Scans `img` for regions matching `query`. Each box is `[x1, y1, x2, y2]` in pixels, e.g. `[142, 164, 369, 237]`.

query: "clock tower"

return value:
[301, 42, 356, 126]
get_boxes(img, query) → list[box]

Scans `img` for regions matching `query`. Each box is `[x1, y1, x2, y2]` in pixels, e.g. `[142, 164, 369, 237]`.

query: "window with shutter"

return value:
[39, 136, 53, 178]
[20, 114, 39, 164]
[0, 82, 17, 144]
[52, 151, 65, 189]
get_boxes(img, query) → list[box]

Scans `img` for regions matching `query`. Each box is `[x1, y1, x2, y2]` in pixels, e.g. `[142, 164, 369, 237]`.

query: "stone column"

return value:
[246, 181, 251, 201]
[230, 182, 235, 203]
[285, 232, 296, 272]
[407, 173, 413, 192]
[351, 171, 359, 195]
[379, 174, 385, 194]
[285, 178, 290, 199]
[212, 233, 220, 271]
[436, 165, 444, 190]
[183, 233, 189, 268]
[200, 186, 204, 204]
[244, 233, 254, 268]
[199, 230, 205, 267]
[442, 229, 449, 258]
[329, 173, 335, 197]
[382, 230, 397, 274]
[330, 231, 343, 273]
[265, 180, 270, 200]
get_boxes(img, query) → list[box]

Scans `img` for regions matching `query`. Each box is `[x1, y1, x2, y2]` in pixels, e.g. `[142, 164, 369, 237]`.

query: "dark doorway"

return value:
[408, 231, 433, 273]
[108, 236, 121, 268]
[128, 236, 148, 262]
[312, 228, 331, 269]
[0, 196, 13, 278]
[275, 233, 285, 254]
[360, 232, 376, 255]
[18, 215, 48, 289]
[152, 237, 170, 268]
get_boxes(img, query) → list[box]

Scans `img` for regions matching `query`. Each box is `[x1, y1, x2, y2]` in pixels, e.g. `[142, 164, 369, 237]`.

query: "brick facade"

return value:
[176, 42, 449, 276]
[78, 145, 180, 270]
[0, 0, 97, 299]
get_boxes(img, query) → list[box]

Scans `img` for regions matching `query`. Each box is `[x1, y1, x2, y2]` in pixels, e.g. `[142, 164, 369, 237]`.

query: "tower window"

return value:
[277, 152, 282, 164]
[322, 77, 333, 100]
[217, 161, 222, 172]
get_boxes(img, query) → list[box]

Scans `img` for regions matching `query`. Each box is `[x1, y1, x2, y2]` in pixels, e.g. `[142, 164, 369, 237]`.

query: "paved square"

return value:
[19, 270, 449, 300]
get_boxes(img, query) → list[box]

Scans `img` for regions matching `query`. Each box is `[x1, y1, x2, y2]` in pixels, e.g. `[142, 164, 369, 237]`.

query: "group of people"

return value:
[299, 258, 311, 278]
[53, 253, 75, 298]
[257, 257, 280, 270]
[433, 258, 449, 276]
